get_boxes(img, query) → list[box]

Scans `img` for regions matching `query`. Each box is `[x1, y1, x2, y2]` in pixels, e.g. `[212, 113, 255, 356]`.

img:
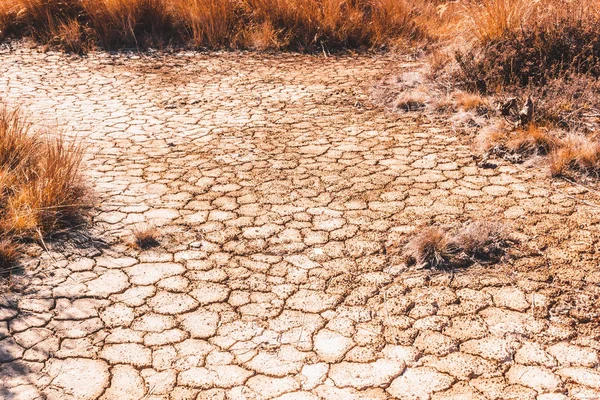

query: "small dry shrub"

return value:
[549, 134, 600, 177]
[403, 227, 450, 269]
[455, 1, 600, 90]
[393, 91, 427, 112]
[403, 221, 512, 269]
[454, 91, 488, 112]
[0, 106, 89, 270]
[2, 0, 440, 51]
[505, 125, 559, 156]
[83, 0, 174, 48]
[0, 239, 20, 276]
[174, 0, 239, 49]
[451, 221, 509, 262]
[57, 18, 87, 53]
[131, 224, 159, 249]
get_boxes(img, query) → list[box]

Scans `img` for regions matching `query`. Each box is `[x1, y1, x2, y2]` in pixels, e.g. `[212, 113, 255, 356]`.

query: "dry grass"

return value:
[550, 134, 600, 177]
[454, 91, 488, 112]
[452, 221, 509, 262]
[0, 239, 20, 276]
[403, 221, 511, 269]
[1, 0, 442, 51]
[404, 227, 450, 269]
[130, 223, 159, 249]
[505, 125, 559, 156]
[393, 91, 427, 112]
[0, 106, 89, 272]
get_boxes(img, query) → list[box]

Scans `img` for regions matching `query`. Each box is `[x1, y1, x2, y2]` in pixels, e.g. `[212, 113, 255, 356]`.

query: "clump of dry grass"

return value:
[130, 223, 159, 249]
[0, 239, 20, 276]
[550, 134, 600, 177]
[403, 221, 512, 269]
[452, 221, 509, 262]
[454, 91, 489, 112]
[0, 106, 89, 273]
[403, 227, 450, 269]
[505, 125, 559, 156]
[393, 91, 427, 112]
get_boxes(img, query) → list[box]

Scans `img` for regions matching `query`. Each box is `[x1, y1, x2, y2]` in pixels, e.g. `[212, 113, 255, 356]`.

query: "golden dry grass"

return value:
[130, 223, 160, 249]
[1, 0, 441, 51]
[550, 134, 600, 177]
[506, 125, 559, 156]
[0, 106, 89, 273]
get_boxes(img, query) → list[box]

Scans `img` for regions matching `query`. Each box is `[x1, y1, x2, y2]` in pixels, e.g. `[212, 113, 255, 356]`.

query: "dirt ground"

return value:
[0, 47, 599, 400]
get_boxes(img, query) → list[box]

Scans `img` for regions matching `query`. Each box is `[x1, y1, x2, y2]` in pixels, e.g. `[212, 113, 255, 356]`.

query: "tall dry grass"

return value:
[0, 106, 89, 274]
[1, 0, 438, 51]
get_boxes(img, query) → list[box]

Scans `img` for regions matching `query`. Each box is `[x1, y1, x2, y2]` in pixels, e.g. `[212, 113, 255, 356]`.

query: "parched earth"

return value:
[1, 48, 600, 400]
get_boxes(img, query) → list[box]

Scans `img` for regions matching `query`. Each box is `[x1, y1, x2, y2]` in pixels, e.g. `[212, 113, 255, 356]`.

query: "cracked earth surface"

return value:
[1, 48, 600, 400]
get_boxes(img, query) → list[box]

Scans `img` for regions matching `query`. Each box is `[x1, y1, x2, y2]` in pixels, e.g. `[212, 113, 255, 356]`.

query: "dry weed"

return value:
[403, 221, 512, 269]
[404, 227, 450, 269]
[130, 224, 160, 249]
[0, 239, 20, 276]
[550, 134, 600, 177]
[505, 125, 559, 156]
[0, 106, 90, 269]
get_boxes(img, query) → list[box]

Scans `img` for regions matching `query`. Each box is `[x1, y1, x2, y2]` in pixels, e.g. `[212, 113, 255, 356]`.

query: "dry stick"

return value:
[559, 175, 600, 198]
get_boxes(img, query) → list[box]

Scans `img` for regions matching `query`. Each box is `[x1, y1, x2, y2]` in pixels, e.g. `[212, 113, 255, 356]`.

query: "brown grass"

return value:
[0, 106, 89, 271]
[0, 239, 20, 276]
[404, 227, 450, 269]
[2, 0, 439, 51]
[550, 134, 600, 177]
[130, 224, 159, 249]
[454, 91, 488, 112]
[403, 221, 511, 269]
[505, 125, 559, 156]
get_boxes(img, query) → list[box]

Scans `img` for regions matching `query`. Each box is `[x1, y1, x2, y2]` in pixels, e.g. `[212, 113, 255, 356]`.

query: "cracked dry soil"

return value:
[0, 49, 600, 400]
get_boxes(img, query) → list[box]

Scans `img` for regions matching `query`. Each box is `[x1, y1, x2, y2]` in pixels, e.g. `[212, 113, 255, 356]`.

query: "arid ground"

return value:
[1, 47, 600, 400]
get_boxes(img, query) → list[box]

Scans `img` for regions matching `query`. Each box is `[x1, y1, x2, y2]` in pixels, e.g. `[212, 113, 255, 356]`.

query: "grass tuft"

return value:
[403, 221, 512, 269]
[130, 224, 160, 250]
[0, 106, 89, 272]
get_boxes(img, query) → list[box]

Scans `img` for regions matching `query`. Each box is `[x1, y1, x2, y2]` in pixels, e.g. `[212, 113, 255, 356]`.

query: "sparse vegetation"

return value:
[403, 221, 512, 270]
[0, 106, 89, 275]
[130, 223, 159, 249]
